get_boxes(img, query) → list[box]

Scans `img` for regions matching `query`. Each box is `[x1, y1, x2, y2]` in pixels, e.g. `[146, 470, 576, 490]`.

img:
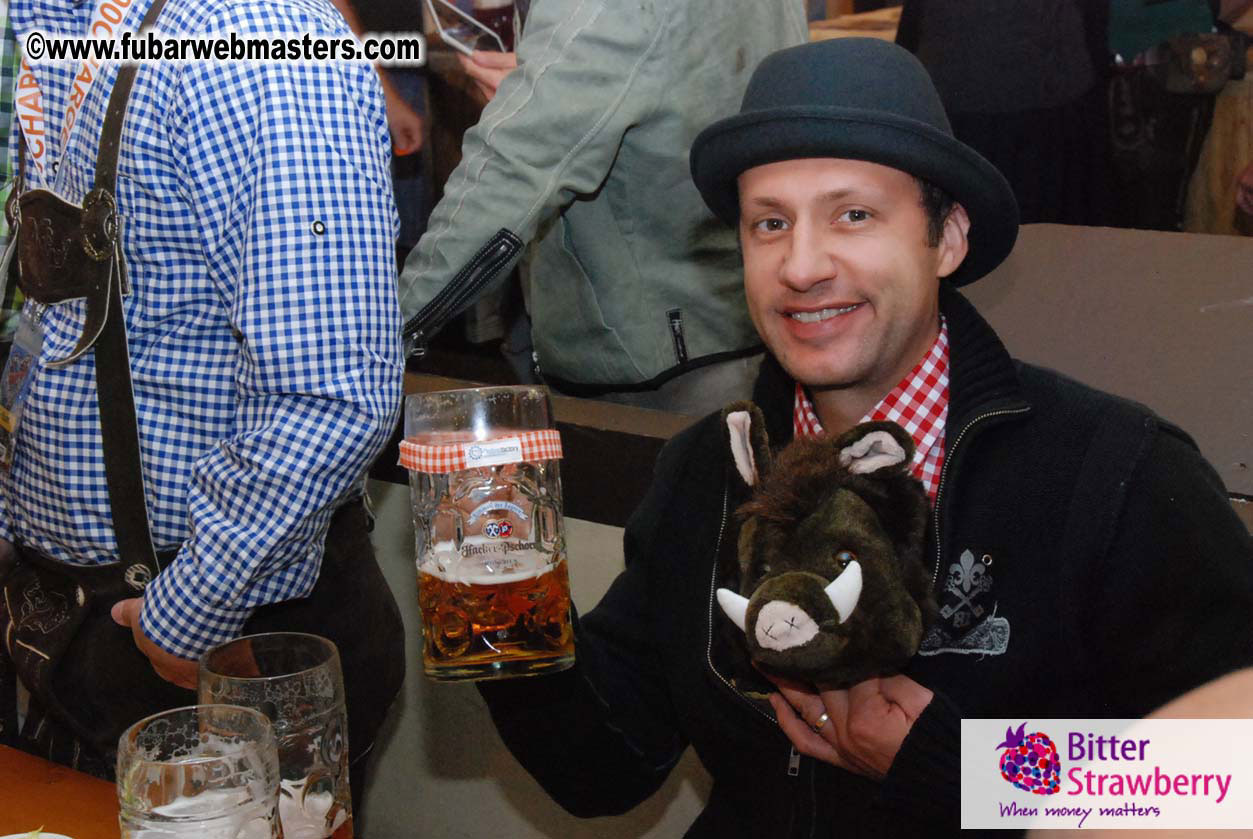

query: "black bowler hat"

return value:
[690, 38, 1019, 286]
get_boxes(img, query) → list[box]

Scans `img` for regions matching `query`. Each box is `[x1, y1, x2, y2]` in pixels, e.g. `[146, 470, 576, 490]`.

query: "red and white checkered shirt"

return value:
[793, 319, 949, 503]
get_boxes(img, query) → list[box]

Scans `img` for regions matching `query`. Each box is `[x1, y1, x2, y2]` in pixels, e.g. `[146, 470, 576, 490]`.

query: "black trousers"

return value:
[1, 500, 406, 819]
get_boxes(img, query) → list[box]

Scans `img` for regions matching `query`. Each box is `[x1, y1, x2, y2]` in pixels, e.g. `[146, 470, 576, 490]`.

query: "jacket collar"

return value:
[751, 282, 1029, 443]
[938, 282, 1029, 426]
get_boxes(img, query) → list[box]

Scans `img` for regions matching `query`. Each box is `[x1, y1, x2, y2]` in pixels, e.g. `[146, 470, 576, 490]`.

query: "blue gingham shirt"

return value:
[3, 0, 404, 658]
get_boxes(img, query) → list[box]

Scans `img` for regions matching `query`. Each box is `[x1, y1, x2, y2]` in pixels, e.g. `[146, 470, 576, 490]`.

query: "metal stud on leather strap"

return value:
[83, 0, 173, 578]
[80, 188, 118, 262]
[124, 563, 153, 591]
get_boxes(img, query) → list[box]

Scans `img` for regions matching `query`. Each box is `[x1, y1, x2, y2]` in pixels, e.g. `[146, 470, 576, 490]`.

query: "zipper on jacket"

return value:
[787, 746, 801, 777]
[705, 484, 779, 728]
[806, 761, 817, 839]
[402, 229, 523, 356]
[930, 407, 1031, 587]
[667, 308, 688, 364]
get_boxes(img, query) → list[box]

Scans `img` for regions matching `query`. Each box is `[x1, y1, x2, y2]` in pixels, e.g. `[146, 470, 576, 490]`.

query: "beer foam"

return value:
[421, 538, 560, 585]
[277, 777, 348, 839]
[124, 736, 276, 838]
[130, 789, 273, 838]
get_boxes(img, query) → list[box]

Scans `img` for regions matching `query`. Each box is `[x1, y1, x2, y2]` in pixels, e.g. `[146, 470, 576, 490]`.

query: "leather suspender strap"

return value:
[93, 0, 170, 196]
[90, 0, 171, 572]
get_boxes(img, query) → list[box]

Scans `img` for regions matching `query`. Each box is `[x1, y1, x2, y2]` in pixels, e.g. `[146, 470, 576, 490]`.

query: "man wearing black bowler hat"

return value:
[477, 38, 1253, 835]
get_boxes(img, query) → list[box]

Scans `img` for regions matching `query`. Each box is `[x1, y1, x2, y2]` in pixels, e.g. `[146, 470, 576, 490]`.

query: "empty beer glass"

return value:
[401, 385, 574, 681]
[199, 633, 352, 839]
[116, 704, 281, 839]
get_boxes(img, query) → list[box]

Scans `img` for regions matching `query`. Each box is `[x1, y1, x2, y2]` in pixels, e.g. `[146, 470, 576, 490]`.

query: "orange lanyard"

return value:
[12, 0, 141, 187]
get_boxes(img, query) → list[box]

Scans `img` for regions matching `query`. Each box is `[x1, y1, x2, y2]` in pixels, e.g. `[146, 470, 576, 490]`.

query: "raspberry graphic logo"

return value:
[996, 722, 1061, 795]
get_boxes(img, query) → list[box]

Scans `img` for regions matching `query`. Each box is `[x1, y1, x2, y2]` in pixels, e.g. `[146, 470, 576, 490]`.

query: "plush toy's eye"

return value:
[834, 550, 857, 570]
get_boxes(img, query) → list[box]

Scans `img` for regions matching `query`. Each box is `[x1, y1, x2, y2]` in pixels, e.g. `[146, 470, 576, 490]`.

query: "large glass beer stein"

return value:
[401, 385, 574, 681]
[116, 705, 281, 839]
[199, 633, 352, 839]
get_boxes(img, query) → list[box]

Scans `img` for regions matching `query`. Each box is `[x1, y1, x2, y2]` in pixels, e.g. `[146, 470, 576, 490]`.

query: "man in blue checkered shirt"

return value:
[1, 0, 406, 793]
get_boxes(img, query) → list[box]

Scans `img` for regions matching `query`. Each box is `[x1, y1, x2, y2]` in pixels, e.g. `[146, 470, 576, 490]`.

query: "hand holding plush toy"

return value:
[717, 404, 938, 690]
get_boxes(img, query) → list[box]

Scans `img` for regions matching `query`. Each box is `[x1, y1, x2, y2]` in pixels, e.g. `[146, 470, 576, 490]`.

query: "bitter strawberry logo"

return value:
[996, 722, 1061, 795]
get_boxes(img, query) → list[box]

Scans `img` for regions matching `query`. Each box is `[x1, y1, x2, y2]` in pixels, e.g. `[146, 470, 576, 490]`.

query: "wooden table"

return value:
[0, 745, 118, 838]
[809, 6, 900, 42]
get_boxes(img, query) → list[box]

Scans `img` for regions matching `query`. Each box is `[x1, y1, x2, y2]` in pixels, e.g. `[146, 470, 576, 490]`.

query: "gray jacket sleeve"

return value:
[397, 0, 666, 342]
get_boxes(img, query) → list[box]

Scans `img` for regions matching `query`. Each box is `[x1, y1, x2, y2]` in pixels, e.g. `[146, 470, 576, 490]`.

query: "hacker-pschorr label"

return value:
[961, 719, 1253, 829]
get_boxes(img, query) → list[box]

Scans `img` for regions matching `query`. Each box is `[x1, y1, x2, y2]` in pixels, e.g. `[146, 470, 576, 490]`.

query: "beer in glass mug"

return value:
[402, 385, 574, 681]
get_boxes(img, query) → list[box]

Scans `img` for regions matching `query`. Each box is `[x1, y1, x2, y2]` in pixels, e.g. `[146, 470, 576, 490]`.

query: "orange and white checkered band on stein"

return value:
[398, 429, 564, 474]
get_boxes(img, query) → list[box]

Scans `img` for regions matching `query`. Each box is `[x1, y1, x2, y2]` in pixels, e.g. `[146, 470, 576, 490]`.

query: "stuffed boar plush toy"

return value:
[717, 403, 938, 689]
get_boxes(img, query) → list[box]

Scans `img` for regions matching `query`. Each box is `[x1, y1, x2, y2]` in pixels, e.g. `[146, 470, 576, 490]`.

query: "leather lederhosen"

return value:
[1, 500, 405, 792]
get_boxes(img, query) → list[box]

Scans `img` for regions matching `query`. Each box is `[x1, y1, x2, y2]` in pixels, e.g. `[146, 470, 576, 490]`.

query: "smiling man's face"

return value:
[738, 157, 968, 410]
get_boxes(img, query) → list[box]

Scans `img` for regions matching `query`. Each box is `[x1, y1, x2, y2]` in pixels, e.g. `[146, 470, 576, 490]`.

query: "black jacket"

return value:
[479, 285, 1253, 837]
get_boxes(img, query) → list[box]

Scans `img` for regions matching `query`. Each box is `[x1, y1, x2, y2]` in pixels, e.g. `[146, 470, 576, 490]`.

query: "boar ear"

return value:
[836, 421, 914, 475]
[724, 402, 771, 487]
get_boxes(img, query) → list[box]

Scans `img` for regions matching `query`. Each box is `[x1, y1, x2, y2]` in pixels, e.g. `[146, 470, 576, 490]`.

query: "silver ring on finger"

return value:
[810, 711, 830, 732]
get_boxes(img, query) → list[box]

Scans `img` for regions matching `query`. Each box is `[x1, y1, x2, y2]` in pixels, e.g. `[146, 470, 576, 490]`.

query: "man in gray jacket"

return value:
[399, 0, 807, 414]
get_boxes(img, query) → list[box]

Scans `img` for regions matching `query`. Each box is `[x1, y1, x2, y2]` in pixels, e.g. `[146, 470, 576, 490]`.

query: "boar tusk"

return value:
[824, 561, 862, 624]
[716, 588, 750, 633]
